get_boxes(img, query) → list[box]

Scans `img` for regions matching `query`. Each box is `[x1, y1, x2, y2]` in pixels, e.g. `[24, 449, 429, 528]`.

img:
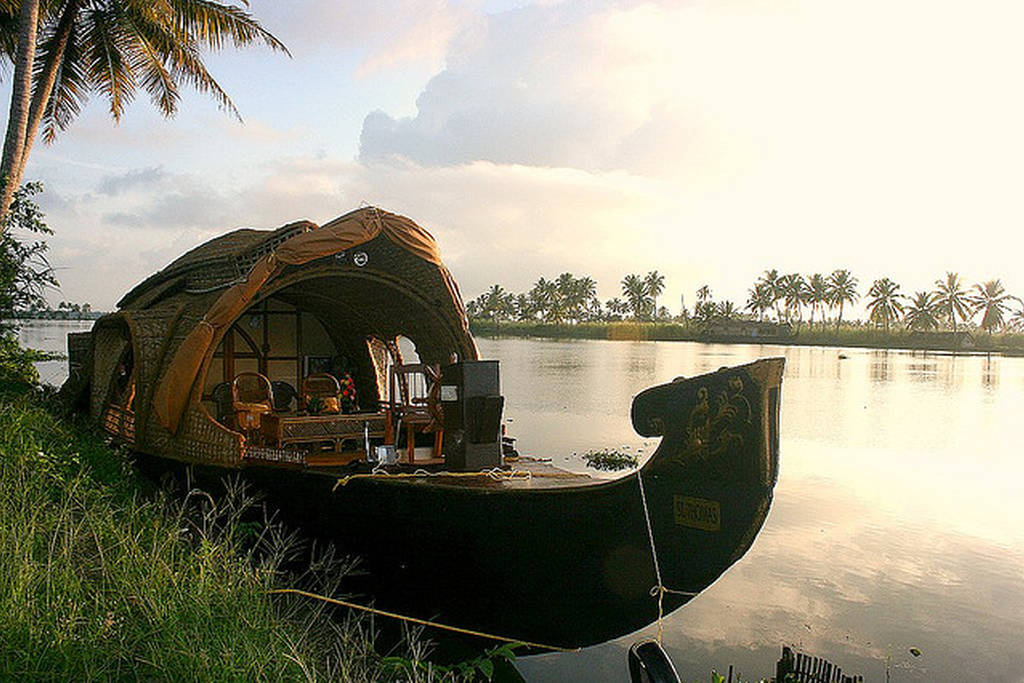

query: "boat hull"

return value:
[233, 357, 785, 649]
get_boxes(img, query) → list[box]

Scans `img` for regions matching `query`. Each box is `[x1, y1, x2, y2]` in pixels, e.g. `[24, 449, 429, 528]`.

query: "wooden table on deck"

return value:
[261, 411, 388, 451]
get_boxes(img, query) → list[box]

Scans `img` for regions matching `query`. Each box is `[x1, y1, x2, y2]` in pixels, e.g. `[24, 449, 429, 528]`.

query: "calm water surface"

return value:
[23, 324, 1024, 681]
[476, 337, 1023, 683]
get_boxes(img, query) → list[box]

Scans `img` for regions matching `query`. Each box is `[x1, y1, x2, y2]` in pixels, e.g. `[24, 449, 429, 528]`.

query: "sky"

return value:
[6, 0, 1024, 315]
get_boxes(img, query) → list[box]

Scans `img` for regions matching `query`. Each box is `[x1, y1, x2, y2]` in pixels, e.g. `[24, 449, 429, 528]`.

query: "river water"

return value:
[21, 323, 1024, 681]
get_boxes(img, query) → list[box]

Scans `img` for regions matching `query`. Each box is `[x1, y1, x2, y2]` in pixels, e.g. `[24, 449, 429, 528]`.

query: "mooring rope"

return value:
[267, 588, 580, 653]
[635, 470, 698, 644]
[332, 467, 585, 490]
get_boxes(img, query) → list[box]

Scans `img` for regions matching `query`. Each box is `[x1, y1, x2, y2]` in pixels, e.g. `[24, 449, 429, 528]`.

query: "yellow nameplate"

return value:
[674, 496, 721, 531]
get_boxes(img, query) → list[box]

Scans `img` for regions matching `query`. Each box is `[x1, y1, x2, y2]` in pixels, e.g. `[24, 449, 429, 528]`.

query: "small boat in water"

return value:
[63, 207, 784, 648]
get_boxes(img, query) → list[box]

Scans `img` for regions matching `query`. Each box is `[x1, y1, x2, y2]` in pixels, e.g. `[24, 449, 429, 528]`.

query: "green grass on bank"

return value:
[0, 388, 388, 681]
[470, 319, 1024, 354]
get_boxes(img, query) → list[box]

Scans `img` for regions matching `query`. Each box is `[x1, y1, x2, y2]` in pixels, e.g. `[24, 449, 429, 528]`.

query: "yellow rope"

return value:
[267, 588, 580, 653]
[333, 468, 586, 490]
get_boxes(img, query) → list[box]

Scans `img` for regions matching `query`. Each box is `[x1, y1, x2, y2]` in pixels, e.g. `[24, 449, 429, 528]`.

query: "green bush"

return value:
[0, 331, 47, 388]
[1, 182, 57, 328]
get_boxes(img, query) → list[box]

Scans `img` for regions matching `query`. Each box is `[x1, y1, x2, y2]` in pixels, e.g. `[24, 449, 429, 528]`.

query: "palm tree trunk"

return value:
[20, 0, 81, 172]
[0, 0, 42, 226]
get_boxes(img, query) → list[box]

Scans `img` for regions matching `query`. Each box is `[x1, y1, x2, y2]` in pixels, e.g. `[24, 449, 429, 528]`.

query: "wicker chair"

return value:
[270, 380, 297, 412]
[301, 373, 341, 413]
[389, 363, 443, 462]
[211, 382, 234, 424]
[232, 372, 273, 432]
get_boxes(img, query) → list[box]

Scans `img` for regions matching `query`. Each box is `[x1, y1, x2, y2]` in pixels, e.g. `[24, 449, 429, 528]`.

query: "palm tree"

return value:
[903, 291, 941, 331]
[1008, 305, 1024, 333]
[866, 278, 904, 334]
[0, 0, 288, 224]
[806, 273, 829, 327]
[554, 272, 577, 322]
[512, 293, 532, 321]
[932, 272, 971, 335]
[826, 269, 859, 331]
[621, 274, 650, 321]
[572, 275, 598, 323]
[481, 284, 510, 323]
[779, 273, 808, 323]
[745, 283, 773, 322]
[528, 277, 557, 322]
[970, 279, 1018, 334]
[603, 297, 624, 321]
[757, 269, 783, 320]
[644, 271, 665, 318]
[717, 300, 738, 320]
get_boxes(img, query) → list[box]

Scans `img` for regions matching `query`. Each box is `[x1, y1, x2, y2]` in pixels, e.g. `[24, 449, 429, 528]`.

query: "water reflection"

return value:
[906, 352, 938, 383]
[475, 338, 1024, 683]
[20, 325, 1024, 681]
[938, 354, 964, 390]
[16, 320, 94, 386]
[982, 355, 999, 391]
[869, 350, 891, 383]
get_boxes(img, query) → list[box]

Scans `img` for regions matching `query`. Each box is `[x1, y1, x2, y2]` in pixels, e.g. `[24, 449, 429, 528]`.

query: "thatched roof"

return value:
[86, 207, 475, 465]
[119, 221, 316, 309]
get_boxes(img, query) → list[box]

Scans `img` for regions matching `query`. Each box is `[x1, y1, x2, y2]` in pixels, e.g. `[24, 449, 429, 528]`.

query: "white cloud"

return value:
[97, 167, 168, 196]
[355, 0, 1024, 306]
[248, 0, 475, 74]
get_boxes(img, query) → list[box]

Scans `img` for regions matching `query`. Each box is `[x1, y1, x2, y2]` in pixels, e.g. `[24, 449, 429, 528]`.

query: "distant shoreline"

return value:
[9, 312, 105, 321]
[470, 320, 1024, 356]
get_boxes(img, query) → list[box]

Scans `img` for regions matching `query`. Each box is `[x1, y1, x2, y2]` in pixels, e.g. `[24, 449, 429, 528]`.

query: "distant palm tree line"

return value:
[467, 269, 1024, 334]
[467, 272, 668, 324]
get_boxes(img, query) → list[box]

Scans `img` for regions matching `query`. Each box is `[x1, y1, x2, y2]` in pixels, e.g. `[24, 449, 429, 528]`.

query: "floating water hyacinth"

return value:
[582, 448, 639, 471]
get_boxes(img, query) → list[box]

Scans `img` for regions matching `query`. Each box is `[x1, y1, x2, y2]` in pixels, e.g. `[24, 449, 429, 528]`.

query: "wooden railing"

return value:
[775, 646, 863, 682]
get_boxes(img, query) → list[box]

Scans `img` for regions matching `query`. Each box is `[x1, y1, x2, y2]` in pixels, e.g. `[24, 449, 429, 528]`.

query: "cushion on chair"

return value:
[234, 401, 272, 414]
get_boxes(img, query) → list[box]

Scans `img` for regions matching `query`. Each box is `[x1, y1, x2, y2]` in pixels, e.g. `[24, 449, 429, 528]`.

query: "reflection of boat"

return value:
[62, 208, 783, 648]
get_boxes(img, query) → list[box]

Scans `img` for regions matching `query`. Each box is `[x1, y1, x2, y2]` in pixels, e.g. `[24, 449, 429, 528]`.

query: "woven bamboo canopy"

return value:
[70, 207, 476, 467]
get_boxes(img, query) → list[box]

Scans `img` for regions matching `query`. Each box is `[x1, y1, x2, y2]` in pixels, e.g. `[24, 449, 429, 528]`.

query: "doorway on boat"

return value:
[90, 317, 137, 444]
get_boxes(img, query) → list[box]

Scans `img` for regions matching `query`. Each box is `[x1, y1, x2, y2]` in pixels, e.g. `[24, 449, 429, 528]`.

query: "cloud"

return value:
[39, 154, 690, 308]
[354, 0, 1024, 307]
[28, 0, 1024, 315]
[97, 166, 168, 195]
[248, 0, 474, 74]
[357, 0, 743, 175]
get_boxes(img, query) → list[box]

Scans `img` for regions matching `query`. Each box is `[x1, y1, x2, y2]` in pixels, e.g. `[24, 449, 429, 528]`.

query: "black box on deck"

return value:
[440, 360, 503, 470]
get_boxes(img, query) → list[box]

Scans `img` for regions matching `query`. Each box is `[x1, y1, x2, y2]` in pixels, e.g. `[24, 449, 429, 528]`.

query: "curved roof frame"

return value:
[187, 265, 474, 433]
[150, 209, 475, 434]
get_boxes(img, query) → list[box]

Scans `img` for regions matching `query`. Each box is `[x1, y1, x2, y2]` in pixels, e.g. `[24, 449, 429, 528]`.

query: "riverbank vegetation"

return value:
[9, 301, 103, 320]
[0, 385, 396, 680]
[1, 183, 64, 385]
[467, 269, 1024, 353]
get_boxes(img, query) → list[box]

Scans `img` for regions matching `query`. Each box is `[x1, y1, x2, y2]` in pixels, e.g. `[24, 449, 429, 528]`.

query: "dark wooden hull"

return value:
[230, 357, 785, 649]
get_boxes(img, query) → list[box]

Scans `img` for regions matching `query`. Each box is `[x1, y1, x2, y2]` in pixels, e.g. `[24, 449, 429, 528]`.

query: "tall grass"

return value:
[0, 390, 388, 680]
